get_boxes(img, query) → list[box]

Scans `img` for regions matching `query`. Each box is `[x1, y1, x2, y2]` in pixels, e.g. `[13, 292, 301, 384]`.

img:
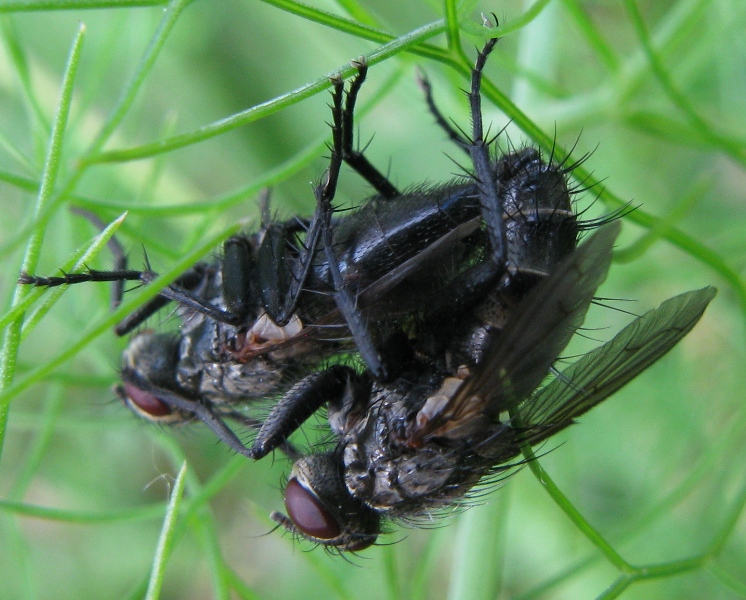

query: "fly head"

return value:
[273, 452, 381, 552]
[117, 331, 189, 423]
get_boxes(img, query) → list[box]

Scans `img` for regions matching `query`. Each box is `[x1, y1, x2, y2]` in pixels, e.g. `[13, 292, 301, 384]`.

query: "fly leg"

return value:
[18, 204, 156, 308]
[416, 69, 471, 154]
[250, 365, 364, 459]
[21, 246, 246, 334]
[262, 60, 400, 326]
[21, 261, 245, 334]
[257, 216, 320, 326]
[418, 29, 508, 272]
[119, 365, 299, 459]
[316, 73, 394, 381]
[339, 58, 399, 199]
[468, 33, 507, 271]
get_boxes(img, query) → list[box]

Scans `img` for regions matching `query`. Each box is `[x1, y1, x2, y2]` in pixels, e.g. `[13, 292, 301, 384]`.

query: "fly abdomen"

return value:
[436, 147, 580, 367]
[501, 147, 579, 290]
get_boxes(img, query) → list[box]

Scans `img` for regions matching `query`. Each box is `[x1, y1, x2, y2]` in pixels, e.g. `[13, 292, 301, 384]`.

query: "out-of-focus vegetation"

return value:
[0, 1, 744, 599]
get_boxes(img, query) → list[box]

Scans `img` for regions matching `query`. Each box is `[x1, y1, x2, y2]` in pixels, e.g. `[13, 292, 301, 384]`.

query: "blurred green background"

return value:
[0, 1, 744, 599]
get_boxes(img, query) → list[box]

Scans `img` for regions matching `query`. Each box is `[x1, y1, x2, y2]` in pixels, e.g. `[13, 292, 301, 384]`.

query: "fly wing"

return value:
[414, 221, 620, 440]
[246, 217, 483, 354]
[516, 286, 716, 444]
[356, 217, 482, 311]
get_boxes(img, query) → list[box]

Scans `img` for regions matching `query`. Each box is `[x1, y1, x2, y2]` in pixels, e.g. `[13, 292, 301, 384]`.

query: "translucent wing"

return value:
[517, 286, 717, 443]
[413, 221, 620, 439]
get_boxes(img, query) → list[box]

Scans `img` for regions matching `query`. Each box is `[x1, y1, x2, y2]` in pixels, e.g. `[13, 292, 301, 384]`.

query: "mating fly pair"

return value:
[21, 24, 715, 553]
[21, 29, 580, 458]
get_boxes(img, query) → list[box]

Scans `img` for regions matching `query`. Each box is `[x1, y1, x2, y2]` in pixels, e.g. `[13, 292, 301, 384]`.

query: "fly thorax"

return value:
[198, 360, 284, 400]
[341, 380, 457, 510]
[176, 318, 282, 401]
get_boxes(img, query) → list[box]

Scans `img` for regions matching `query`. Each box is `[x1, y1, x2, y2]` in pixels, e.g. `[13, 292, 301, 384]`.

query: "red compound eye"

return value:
[284, 478, 341, 540]
[122, 381, 172, 418]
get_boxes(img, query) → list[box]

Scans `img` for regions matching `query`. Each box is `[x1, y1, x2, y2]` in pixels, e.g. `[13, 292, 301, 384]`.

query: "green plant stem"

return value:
[443, 0, 460, 50]
[521, 443, 633, 572]
[520, 434, 746, 597]
[0, 498, 169, 522]
[18, 214, 128, 339]
[83, 18, 447, 164]
[145, 460, 187, 600]
[514, 416, 746, 600]
[624, 0, 746, 164]
[0, 22, 85, 460]
[0, 0, 189, 262]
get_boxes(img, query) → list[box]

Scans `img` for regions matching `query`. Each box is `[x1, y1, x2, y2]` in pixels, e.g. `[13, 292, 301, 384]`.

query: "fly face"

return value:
[272, 222, 716, 550]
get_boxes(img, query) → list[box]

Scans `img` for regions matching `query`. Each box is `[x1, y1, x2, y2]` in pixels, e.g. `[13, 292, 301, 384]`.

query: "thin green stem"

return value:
[144, 461, 187, 600]
[443, 0, 460, 50]
[623, 0, 746, 165]
[83, 19, 447, 164]
[614, 177, 709, 263]
[0, 17, 50, 137]
[7, 386, 65, 499]
[0, 0, 167, 9]
[520, 443, 633, 572]
[223, 566, 262, 600]
[705, 474, 746, 557]
[0, 0, 190, 263]
[0, 498, 169, 523]
[18, 214, 128, 339]
[560, 0, 619, 72]
[332, 0, 380, 29]
[515, 417, 746, 600]
[708, 562, 746, 597]
[0, 67, 402, 222]
[0, 22, 85, 460]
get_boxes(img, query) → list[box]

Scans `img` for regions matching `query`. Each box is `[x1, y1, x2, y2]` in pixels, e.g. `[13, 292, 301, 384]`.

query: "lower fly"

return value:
[269, 220, 715, 551]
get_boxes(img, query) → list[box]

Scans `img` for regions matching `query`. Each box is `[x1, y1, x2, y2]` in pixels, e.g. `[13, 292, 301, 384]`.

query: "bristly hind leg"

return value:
[416, 68, 471, 154]
[263, 60, 401, 326]
[468, 27, 507, 270]
[317, 70, 390, 380]
[417, 22, 507, 271]
[339, 58, 400, 199]
[120, 365, 298, 460]
[19, 209, 248, 334]
[250, 365, 361, 459]
[259, 82, 345, 325]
